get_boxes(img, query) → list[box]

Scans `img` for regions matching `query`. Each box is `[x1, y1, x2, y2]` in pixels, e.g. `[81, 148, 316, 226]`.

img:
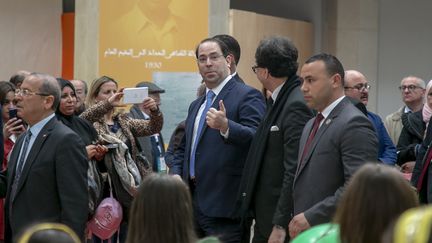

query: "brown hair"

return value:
[85, 76, 118, 108]
[126, 174, 197, 243]
[0, 81, 16, 105]
[334, 163, 418, 243]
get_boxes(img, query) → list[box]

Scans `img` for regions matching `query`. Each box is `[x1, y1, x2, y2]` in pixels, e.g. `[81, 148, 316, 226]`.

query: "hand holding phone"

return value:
[3, 117, 25, 139]
[8, 108, 18, 119]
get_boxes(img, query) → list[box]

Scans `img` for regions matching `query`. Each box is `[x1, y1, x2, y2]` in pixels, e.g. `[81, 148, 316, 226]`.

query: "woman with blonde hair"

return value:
[81, 76, 163, 242]
[334, 163, 418, 243]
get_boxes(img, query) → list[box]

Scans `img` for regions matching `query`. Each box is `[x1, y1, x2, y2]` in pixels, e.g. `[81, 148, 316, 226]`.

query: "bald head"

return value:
[344, 70, 370, 105]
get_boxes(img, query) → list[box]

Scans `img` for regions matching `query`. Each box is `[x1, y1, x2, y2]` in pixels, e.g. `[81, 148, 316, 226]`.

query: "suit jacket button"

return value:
[242, 192, 246, 197]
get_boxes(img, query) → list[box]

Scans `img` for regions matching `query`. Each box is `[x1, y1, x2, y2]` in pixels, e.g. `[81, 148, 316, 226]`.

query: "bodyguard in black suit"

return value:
[0, 73, 88, 242]
[238, 37, 313, 243]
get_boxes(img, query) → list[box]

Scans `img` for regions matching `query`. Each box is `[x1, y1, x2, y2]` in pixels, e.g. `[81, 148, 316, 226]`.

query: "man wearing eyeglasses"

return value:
[384, 76, 425, 146]
[0, 73, 88, 242]
[344, 70, 397, 165]
[170, 38, 265, 242]
[238, 37, 313, 243]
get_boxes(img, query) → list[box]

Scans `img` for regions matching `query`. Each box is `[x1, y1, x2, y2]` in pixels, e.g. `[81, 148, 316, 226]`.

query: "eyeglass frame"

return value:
[344, 83, 371, 91]
[15, 89, 50, 97]
[252, 65, 261, 73]
[398, 85, 423, 92]
[196, 54, 225, 64]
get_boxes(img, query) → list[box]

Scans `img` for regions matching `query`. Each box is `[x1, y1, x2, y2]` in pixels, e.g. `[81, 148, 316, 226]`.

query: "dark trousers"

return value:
[190, 180, 242, 243]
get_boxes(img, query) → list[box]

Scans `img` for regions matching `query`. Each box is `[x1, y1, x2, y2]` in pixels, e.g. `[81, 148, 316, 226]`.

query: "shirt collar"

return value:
[321, 96, 346, 119]
[206, 75, 232, 97]
[271, 82, 285, 103]
[404, 106, 413, 113]
[28, 113, 55, 138]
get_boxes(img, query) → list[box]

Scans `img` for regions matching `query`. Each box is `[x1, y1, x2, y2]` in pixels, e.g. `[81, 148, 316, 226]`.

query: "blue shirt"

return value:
[368, 111, 397, 165]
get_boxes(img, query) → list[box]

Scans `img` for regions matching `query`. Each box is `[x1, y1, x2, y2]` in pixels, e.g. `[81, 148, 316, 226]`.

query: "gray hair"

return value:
[401, 76, 426, 89]
[29, 72, 61, 110]
[75, 79, 88, 95]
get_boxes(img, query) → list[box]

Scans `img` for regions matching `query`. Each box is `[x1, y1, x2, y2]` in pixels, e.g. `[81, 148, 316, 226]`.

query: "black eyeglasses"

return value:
[398, 85, 423, 92]
[344, 83, 371, 91]
[252, 65, 259, 73]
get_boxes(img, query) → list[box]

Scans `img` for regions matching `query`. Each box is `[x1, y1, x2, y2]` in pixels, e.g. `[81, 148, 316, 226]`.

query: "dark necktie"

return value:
[10, 130, 32, 213]
[189, 90, 215, 178]
[299, 113, 324, 164]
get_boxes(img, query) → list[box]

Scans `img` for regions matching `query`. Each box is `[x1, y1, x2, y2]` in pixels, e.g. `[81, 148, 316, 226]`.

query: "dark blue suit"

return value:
[170, 78, 265, 241]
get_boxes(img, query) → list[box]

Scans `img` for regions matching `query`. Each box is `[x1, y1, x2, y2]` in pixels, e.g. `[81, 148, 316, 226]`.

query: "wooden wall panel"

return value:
[229, 9, 313, 90]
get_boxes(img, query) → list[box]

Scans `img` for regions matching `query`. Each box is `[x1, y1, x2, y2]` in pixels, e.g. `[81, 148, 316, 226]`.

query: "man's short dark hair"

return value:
[9, 72, 28, 87]
[212, 34, 241, 65]
[255, 36, 298, 78]
[195, 38, 230, 59]
[305, 53, 345, 85]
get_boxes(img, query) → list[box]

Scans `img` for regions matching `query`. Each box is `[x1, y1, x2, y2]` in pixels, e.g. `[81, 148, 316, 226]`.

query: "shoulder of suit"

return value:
[53, 121, 77, 135]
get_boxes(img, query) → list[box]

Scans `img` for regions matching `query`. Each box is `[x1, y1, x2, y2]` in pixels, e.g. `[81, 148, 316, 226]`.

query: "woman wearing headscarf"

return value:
[55, 78, 106, 216]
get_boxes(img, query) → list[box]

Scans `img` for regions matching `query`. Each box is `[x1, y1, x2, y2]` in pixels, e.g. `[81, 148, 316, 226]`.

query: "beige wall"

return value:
[0, 0, 62, 80]
[74, 0, 99, 83]
[322, 0, 379, 112]
[229, 10, 314, 90]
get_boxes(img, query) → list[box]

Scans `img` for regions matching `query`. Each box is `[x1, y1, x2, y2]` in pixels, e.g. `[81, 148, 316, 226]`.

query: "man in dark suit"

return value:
[288, 54, 378, 238]
[238, 37, 312, 243]
[0, 73, 88, 242]
[213, 34, 244, 83]
[129, 81, 166, 172]
[170, 37, 265, 242]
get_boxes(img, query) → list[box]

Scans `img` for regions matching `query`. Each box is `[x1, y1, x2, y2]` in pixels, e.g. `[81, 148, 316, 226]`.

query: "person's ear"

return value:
[225, 54, 233, 69]
[44, 95, 55, 110]
[331, 73, 342, 88]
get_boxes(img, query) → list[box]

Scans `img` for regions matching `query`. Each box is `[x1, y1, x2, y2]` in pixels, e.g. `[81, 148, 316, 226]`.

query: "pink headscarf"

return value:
[422, 80, 432, 128]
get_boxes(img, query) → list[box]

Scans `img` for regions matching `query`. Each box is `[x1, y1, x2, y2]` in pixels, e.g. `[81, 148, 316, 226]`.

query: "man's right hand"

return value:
[268, 226, 286, 243]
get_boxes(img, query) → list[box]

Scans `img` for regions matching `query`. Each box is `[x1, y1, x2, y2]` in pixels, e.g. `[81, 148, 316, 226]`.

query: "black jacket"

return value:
[397, 110, 425, 165]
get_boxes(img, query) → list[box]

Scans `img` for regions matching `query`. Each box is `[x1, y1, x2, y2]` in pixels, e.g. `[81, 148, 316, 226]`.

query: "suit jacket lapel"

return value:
[15, 119, 55, 197]
[296, 97, 349, 176]
[243, 78, 301, 193]
[197, 78, 235, 142]
[130, 105, 146, 120]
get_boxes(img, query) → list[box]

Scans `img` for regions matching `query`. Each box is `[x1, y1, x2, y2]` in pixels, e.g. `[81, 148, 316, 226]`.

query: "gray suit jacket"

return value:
[293, 97, 378, 226]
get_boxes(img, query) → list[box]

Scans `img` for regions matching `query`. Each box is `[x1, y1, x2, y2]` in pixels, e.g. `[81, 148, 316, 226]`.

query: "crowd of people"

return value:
[0, 34, 431, 243]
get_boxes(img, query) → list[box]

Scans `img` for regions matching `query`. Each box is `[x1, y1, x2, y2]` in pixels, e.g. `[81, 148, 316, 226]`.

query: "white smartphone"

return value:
[123, 87, 149, 104]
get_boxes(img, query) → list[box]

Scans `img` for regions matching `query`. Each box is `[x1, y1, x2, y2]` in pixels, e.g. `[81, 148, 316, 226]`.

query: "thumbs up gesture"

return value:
[206, 100, 229, 133]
